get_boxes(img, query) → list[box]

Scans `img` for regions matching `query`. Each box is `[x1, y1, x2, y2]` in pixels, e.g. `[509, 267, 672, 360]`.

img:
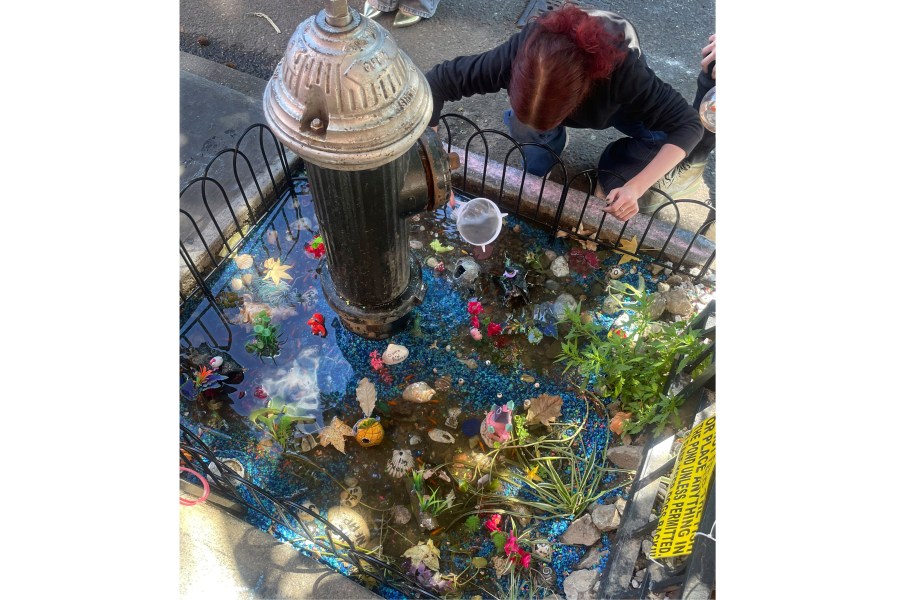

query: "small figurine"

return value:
[307, 313, 327, 337]
[481, 401, 515, 446]
[353, 417, 385, 447]
[495, 255, 529, 305]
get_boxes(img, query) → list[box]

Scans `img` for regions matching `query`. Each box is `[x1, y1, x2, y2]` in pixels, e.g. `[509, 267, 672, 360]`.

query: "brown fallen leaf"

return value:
[525, 393, 563, 427]
[319, 417, 353, 454]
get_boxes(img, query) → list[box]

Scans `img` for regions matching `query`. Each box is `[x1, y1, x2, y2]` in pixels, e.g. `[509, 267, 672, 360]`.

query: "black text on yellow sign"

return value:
[651, 415, 715, 558]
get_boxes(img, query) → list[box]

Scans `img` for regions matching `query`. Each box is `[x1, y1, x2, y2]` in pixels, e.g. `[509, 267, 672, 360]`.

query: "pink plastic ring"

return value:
[180, 467, 210, 506]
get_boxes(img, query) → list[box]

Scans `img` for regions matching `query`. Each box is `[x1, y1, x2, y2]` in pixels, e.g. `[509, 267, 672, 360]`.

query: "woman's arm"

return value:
[602, 143, 686, 221]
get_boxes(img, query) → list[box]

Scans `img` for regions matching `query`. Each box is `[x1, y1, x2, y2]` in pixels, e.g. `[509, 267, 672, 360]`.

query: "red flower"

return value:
[518, 550, 531, 569]
[467, 300, 484, 316]
[609, 328, 627, 339]
[470, 315, 481, 329]
[504, 534, 521, 557]
[484, 514, 501, 532]
[369, 350, 384, 370]
[487, 322, 502, 337]
[304, 235, 326, 259]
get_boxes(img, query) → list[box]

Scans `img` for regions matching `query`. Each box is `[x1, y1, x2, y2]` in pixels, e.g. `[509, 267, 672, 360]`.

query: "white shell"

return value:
[403, 382, 436, 403]
[298, 501, 319, 522]
[386, 449, 414, 478]
[428, 428, 456, 444]
[326, 505, 369, 546]
[382, 343, 409, 365]
[234, 254, 254, 270]
[340, 486, 362, 508]
[209, 356, 224, 369]
[230, 278, 243, 291]
[241, 273, 254, 286]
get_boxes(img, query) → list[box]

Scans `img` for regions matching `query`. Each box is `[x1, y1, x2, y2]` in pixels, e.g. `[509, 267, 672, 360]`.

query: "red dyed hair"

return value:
[509, 5, 627, 131]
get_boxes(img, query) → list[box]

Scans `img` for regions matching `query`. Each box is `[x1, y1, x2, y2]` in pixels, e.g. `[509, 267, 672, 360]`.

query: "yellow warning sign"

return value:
[651, 415, 715, 558]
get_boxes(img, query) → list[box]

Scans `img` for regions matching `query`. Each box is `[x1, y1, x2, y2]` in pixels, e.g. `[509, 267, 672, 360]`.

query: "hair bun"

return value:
[537, 5, 626, 80]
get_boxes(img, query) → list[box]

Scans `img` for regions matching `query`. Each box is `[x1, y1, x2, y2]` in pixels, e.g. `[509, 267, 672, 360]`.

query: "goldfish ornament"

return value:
[307, 313, 327, 337]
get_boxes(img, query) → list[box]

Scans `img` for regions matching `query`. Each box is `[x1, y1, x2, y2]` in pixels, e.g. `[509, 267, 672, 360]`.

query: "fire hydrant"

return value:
[264, 0, 454, 339]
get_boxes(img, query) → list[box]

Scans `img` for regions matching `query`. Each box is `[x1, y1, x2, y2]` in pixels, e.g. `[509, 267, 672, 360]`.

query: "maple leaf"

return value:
[430, 239, 454, 253]
[555, 224, 598, 251]
[263, 258, 294, 286]
[356, 377, 377, 418]
[318, 417, 353, 454]
[525, 394, 563, 427]
[402, 539, 441, 571]
[614, 236, 640, 265]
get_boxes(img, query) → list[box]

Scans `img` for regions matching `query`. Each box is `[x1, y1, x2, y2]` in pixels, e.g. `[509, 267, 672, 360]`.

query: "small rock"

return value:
[544, 279, 561, 292]
[590, 503, 622, 532]
[559, 513, 602, 546]
[656, 282, 670, 293]
[665, 288, 694, 317]
[562, 569, 600, 600]
[641, 539, 654, 557]
[607, 445, 644, 470]
[615, 497, 627, 515]
[552, 293, 578, 319]
[649, 264, 664, 276]
[544, 249, 558, 262]
[575, 547, 609, 570]
[382, 343, 409, 365]
[602, 296, 620, 315]
[425, 257, 439, 268]
[648, 292, 667, 320]
[391, 505, 411, 525]
[513, 224, 522, 233]
[197, 35, 210, 46]
[666, 274, 685, 286]
[550, 255, 570, 278]
[409, 240, 423, 250]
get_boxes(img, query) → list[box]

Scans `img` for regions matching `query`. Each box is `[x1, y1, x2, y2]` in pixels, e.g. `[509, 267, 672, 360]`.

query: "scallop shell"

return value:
[428, 428, 455, 444]
[403, 381, 436, 403]
[386, 449, 414, 478]
[326, 505, 369, 546]
[382, 343, 409, 365]
[234, 254, 254, 270]
[230, 278, 243, 291]
[434, 376, 452, 391]
[241, 273, 254, 286]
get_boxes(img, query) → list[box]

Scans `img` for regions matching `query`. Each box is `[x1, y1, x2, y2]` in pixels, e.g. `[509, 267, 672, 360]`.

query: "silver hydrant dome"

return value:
[263, 2, 432, 171]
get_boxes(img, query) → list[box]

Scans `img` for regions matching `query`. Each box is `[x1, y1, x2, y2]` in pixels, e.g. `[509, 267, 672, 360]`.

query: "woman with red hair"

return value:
[426, 5, 705, 221]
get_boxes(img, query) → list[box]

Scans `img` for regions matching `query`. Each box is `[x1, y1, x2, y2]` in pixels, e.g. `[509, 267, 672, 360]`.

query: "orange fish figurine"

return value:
[307, 313, 327, 337]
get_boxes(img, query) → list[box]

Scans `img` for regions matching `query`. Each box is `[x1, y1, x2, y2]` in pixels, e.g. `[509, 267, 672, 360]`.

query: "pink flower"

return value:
[487, 322, 502, 336]
[484, 514, 501, 532]
[470, 315, 481, 329]
[504, 534, 521, 557]
[518, 550, 531, 569]
[369, 350, 384, 370]
[467, 300, 484, 316]
[470, 327, 483, 341]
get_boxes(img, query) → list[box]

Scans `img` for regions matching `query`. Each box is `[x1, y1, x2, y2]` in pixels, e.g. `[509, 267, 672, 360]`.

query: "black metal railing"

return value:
[436, 113, 716, 283]
[180, 425, 440, 599]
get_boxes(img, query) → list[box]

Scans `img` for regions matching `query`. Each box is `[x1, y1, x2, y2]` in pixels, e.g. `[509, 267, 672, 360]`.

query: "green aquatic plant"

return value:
[556, 285, 711, 435]
[411, 469, 455, 520]
[249, 406, 315, 450]
[245, 311, 283, 360]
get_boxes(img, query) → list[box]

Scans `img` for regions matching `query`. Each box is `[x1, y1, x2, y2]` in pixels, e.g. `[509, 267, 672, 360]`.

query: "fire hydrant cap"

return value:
[264, 4, 432, 171]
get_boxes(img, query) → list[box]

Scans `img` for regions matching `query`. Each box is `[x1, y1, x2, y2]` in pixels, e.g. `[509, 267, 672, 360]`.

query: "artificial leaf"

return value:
[525, 393, 563, 427]
[615, 236, 639, 265]
[402, 539, 441, 571]
[318, 417, 353, 454]
[430, 239, 454, 253]
[356, 377, 377, 417]
[263, 258, 294, 286]
[472, 556, 488, 569]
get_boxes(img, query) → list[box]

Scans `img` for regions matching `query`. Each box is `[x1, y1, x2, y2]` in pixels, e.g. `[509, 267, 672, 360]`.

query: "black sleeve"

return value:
[610, 52, 704, 155]
[424, 24, 535, 127]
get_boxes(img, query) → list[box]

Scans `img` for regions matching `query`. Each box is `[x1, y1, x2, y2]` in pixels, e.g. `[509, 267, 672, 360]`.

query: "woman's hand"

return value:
[602, 184, 642, 222]
[701, 34, 716, 78]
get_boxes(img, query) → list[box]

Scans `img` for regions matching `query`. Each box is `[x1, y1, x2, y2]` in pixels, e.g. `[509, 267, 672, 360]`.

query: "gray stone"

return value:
[409, 240, 423, 250]
[647, 292, 667, 320]
[615, 497, 628, 515]
[563, 569, 600, 600]
[575, 547, 609, 570]
[544, 249, 559, 262]
[553, 293, 578, 319]
[550, 255, 570, 278]
[544, 279, 561, 292]
[559, 513, 602, 546]
[666, 275, 686, 286]
[649, 263, 664, 276]
[607, 445, 644, 470]
[602, 296, 620, 315]
[590, 503, 622, 532]
[665, 288, 694, 317]
[641, 539, 654, 557]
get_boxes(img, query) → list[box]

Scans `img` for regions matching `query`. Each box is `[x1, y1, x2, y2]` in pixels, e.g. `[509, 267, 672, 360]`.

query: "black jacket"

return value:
[425, 10, 703, 155]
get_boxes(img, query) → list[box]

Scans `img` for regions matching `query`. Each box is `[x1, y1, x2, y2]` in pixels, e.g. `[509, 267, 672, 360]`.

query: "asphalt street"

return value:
[179, 0, 715, 198]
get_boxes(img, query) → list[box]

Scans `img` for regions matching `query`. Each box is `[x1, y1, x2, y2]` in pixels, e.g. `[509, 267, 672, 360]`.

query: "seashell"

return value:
[266, 230, 278, 245]
[391, 505, 411, 524]
[234, 254, 254, 270]
[403, 381, 436, 403]
[428, 428, 456, 444]
[409, 433, 423, 445]
[340, 486, 362, 508]
[326, 505, 369, 546]
[381, 343, 409, 365]
[241, 273, 254, 286]
[207, 457, 244, 483]
[209, 356, 224, 369]
[386, 449, 414, 478]
[607, 266, 624, 280]
[434, 376, 452, 391]
[344, 476, 359, 487]
[230, 277, 243, 291]
[298, 434, 318, 453]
